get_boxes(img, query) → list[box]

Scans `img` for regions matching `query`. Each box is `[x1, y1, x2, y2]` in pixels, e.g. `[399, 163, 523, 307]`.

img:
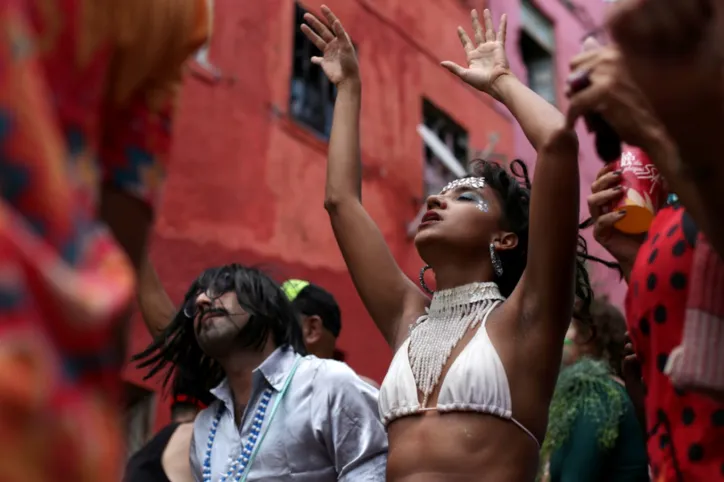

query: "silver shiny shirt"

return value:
[190, 347, 388, 481]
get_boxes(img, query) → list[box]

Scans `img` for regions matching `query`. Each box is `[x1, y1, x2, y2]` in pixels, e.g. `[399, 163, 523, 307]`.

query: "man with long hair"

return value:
[134, 264, 387, 481]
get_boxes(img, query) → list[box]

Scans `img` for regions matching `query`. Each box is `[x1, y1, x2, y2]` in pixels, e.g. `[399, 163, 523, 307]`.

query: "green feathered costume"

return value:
[539, 358, 649, 482]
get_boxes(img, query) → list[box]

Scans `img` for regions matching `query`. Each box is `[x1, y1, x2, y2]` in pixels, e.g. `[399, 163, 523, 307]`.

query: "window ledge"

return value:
[272, 105, 384, 182]
[274, 107, 330, 155]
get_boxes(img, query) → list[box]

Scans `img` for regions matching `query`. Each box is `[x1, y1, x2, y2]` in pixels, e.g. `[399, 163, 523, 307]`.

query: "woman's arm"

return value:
[442, 10, 579, 340]
[302, 7, 428, 349]
[515, 125, 580, 338]
[493, 75, 567, 151]
[496, 75, 580, 338]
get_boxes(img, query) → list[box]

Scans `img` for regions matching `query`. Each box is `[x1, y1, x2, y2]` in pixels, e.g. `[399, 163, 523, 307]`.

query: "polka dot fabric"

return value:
[626, 205, 724, 480]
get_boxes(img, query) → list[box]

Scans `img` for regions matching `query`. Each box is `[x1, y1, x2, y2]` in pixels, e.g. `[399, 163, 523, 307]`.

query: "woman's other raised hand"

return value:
[300, 5, 359, 87]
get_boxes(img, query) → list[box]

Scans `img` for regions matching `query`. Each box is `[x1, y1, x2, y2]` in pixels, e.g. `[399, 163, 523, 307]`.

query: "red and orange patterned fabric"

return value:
[0, 0, 207, 480]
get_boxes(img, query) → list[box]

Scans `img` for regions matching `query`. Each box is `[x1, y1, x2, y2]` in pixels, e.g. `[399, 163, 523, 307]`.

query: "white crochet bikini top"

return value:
[378, 294, 539, 447]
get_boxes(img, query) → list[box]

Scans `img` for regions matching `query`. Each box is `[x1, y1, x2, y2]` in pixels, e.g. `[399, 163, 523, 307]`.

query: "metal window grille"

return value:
[422, 99, 469, 197]
[290, 3, 337, 139]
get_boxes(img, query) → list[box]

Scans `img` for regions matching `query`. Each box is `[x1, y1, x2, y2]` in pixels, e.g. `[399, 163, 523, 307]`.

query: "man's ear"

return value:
[302, 315, 323, 345]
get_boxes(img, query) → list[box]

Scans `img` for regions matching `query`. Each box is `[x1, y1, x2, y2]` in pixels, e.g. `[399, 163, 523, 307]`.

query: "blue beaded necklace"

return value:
[202, 357, 302, 482]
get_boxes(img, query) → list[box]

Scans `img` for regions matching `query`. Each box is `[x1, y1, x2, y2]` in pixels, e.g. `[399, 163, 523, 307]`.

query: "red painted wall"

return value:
[122, 0, 515, 429]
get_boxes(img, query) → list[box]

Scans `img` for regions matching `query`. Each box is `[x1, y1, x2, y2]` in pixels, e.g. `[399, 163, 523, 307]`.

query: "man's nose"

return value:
[195, 291, 212, 309]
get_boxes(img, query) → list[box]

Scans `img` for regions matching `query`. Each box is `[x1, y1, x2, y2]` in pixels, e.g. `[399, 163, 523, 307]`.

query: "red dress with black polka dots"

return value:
[626, 204, 724, 481]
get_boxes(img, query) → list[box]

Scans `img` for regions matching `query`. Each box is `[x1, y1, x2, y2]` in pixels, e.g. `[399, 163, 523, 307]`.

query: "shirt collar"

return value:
[256, 345, 299, 391]
[209, 346, 300, 406]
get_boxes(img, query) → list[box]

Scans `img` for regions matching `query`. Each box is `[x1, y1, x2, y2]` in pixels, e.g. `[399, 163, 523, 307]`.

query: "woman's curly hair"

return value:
[470, 158, 612, 323]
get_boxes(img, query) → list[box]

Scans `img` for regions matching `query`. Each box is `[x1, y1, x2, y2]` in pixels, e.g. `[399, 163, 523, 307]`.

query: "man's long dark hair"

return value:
[170, 368, 216, 418]
[133, 264, 307, 394]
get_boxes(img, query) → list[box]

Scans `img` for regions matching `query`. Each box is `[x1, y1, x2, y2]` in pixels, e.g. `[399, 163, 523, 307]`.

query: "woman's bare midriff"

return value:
[386, 410, 540, 482]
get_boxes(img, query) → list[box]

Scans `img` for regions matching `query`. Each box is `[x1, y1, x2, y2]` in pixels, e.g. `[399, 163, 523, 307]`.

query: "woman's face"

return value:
[414, 178, 516, 263]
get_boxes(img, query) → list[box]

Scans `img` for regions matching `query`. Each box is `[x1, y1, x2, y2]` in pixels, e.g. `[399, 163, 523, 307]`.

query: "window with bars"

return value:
[422, 99, 469, 197]
[519, 0, 556, 105]
[520, 31, 556, 105]
[290, 3, 337, 139]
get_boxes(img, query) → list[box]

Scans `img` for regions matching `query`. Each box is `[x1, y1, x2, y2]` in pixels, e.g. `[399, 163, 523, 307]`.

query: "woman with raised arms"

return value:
[301, 6, 593, 481]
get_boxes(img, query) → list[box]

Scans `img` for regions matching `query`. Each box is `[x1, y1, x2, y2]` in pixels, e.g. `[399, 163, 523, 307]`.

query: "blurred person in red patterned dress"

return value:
[0, 0, 208, 480]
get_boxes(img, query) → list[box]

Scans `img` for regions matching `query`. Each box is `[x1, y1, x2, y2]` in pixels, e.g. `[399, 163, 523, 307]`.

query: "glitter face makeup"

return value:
[440, 177, 489, 213]
[440, 177, 486, 195]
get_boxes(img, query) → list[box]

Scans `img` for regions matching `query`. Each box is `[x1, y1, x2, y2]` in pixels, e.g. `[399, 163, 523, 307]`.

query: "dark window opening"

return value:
[520, 31, 556, 105]
[422, 99, 469, 197]
[290, 3, 337, 139]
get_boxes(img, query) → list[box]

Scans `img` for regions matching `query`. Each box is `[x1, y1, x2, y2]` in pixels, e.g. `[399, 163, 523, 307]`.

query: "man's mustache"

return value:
[198, 306, 230, 320]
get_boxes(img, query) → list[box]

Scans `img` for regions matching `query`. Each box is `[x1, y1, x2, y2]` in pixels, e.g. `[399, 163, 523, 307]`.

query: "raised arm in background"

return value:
[565, 43, 657, 280]
[607, 0, 724, 258]
[137, 251, 177, 339]
[442, 9, 580, 342]
[301, 6, 428, 350]
[566, 42, 718, 264]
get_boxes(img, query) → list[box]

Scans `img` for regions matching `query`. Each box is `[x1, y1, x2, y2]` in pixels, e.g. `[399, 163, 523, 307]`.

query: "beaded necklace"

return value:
[202, 357, 301, 482]
[408, 282, 505, 407]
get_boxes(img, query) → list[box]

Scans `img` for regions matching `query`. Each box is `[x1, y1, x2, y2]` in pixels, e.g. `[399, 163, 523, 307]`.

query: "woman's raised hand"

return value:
[441, 9, 511, 98]
[301, 5, 359, 86]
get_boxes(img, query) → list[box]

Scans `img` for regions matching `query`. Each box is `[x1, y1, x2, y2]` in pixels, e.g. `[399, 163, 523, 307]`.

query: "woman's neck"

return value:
[431, 262, 494, 292]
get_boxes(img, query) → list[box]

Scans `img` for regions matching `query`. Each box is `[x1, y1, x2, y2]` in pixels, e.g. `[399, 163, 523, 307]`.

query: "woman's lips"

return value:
[419, 210, 442, 228]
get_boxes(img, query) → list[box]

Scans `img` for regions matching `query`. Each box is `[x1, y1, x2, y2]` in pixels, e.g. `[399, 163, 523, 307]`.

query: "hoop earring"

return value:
[419, 265, 434, 295]
[490, 243, 504, 277]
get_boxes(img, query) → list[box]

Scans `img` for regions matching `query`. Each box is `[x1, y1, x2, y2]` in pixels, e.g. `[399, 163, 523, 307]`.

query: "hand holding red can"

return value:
[611, 146, 664, 234]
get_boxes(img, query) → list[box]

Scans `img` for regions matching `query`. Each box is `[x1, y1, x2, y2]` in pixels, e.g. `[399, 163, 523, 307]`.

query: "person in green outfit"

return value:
[540, 299, 649, 482]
